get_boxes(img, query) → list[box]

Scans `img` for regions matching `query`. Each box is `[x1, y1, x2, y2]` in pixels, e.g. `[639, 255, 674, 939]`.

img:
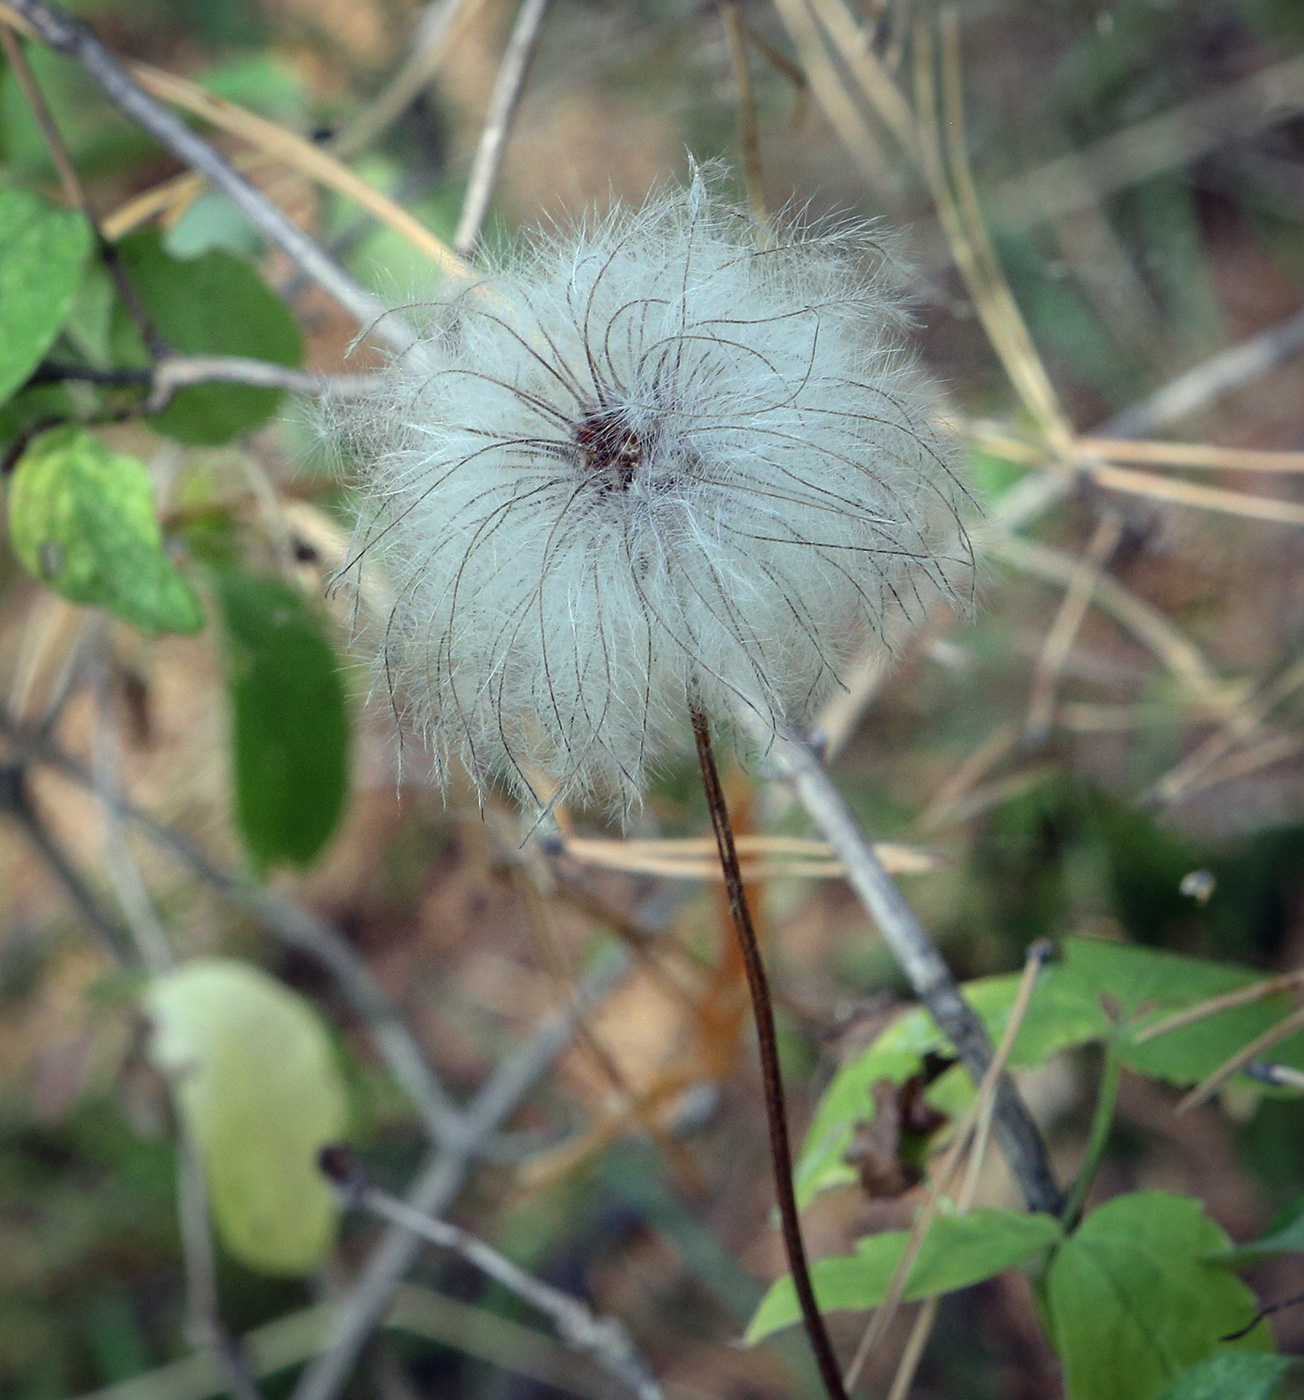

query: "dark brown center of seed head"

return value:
[575, 406, 640, 488]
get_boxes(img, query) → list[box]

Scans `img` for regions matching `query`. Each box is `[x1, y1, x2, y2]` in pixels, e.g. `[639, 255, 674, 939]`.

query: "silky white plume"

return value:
[336, 174, 969, 814]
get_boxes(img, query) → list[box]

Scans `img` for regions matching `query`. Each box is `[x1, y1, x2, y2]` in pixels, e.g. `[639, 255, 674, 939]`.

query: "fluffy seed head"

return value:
[335, 174, 970, 815]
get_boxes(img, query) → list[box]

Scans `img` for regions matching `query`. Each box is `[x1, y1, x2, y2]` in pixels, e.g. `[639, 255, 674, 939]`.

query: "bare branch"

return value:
[453, 0, 552, 258]
[334, 0, 492, 157]
[749, 718, 1064, 1217]
[323, 1150, 662, 1400]
[146, 357, 381, 410]
[290, 947, 633, 1400]
[0, 761, 139, 965]
[1100, 304, 1304, 439]
[1, 0, 419, 356]
[0, 710, 464, 1146]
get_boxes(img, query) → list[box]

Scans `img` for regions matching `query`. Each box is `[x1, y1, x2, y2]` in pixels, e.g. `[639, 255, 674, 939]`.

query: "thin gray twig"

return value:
[333, 0, 490, 157]
[290, 947, 632, 1400]
[0, 761, 139, 965]
[452, 0, 552, 258]
[146, 357, 381, 411]
[1100, 304, 1304, 439]
[753, 718, 1064, 1216]
[0, 711, 464, 1146]
[5, 0, 419, 356]
[325, 1154, 662, 1400]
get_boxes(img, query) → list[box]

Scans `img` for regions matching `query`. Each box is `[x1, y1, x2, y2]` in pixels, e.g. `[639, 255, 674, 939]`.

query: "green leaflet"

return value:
[7, 426, 203, 635]
[114, 230, 303, 445]
[794, 937, 1304, 1209]
[795, 962, 1108, 1206]
[745, 1208, 1061, 1344]
[1153, 1354, 1294, 1400]
[1066, 937, 1304, 1087]
[145, 959, 348, 1276]
[215, 569, 349, 870]
[0, 188, 91, 405]
[1216, 1198, 1304, 1269]
[1047, 1192, 1270, 1400]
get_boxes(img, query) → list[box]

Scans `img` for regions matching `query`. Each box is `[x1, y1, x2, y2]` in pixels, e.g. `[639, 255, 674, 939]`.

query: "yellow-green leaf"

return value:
[7, 426, 202, 635]
[144, 959, 348, 1276]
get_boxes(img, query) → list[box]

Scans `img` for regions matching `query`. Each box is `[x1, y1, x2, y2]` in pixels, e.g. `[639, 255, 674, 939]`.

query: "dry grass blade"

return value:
[124, 61, 467, 275]
[1188, 733, 1304, 792]
[1153, 652, 1304, 803]
[1078, 438, 1304, 474]
[986, 532, 1237, 714]
[1132, 970, 1304, 1044]
[1087, 461, 1304, 527]
[453, 0, 552, 258]
[802, 0, 917, 155]
[1025, 512, 1124, 742]
[721, 0, 768, 225]
[769, 0, 901, 192]
[332, 0, 492, 157]
[104, 166, 230, 240]
[927, 764, 1059, 829]
[988, 51, 1304, 232]
[842, 943, 1049, 1392]
[557, 835, 940, 879]
[1177, 1002, 1304, 1113]
[919, 722, 1020, 832]
[913, 15, 1072, 450]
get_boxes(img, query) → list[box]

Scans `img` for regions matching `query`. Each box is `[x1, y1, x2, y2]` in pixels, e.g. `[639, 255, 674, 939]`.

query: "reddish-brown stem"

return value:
[690, 706, 848, 1400]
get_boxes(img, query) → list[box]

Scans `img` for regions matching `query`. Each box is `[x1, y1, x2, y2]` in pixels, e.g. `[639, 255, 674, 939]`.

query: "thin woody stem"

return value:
[760, 718, 1064, 1217]
[690, 706, 848, 1400]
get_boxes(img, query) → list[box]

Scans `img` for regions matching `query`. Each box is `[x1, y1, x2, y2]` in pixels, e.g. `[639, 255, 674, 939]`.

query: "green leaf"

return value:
[795, 965, 1108, 1205]
[144, 958, 347, 1275]
[115, 230, 302, 444]
[216, 569, 349, 869]
[1153, 1354, 1294, 1400]
[0, 187, 92, 404]
[7, 426, 203, 635]
[745, 1208, 1062, 1344]
[1064, 937, 1304, 1086]
[1047, 1192, 1270, 1400]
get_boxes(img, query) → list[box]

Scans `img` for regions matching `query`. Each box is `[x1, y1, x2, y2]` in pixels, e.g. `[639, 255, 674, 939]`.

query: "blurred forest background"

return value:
[4, 0, 1304, 1397]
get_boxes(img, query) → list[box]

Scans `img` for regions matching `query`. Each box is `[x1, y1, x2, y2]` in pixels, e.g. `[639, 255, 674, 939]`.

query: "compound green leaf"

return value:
[795, 965, 1108, 1206]
[115, 229, 302, 445]
[1064, 937, 1304, 1086]
[216, 569, 349, 870]
[1153, 1354, 1294, 1400]
[1047, 1192, 1270, 1400]
[745, 1208, 1061, 1344]
[145, 958, 347, 1275]
[0, 187, 91, 404]
[8, 426, 203, 635]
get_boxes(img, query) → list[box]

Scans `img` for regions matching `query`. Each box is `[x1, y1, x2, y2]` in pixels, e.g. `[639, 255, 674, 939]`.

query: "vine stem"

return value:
[690, 706, 849, 1400]
[1061, 1039, 1121, 1229]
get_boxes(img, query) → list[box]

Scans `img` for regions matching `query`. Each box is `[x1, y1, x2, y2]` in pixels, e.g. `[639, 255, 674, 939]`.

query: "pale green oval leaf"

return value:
[144, 958, 348, 1275]
[1047, 1192, 1271, 1400]
[8, 426, 203, 635]
[216, 569, 349, 870]
[1154, 1353, 1294, 1400]
[0, 188, 91, 405]
[745, 1208, 1061, 1344]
